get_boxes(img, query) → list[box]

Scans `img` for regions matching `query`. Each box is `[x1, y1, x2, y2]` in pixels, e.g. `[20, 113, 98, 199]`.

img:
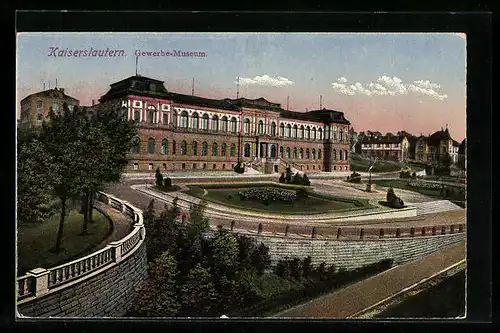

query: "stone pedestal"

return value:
[366, 183, 375, 192]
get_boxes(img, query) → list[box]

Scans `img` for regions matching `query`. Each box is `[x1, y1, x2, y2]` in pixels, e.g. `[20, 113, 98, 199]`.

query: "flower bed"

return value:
[408, 181, 443, 190]
[239, 187, 297, 203]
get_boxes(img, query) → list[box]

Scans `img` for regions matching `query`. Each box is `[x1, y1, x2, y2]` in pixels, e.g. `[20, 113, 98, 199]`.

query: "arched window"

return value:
[286, 147, 291, 158]
[147, 138, 155, 154]
[299, 148, 304, 159]
[180, 141, 187, 155]
[212, 115, 219, 131]
[192, 141, 198, 156]
[180, 111, 188, 128]
[258, 120, 264, 135]
[279, 146, 284, 158]
[339, 128, 343, 142]
[280, 123, 285, 136]
[172, 111, 178, 127]
[286, 124, 291, 138]
[192, 112, 199, 129]
[172, 140, 176, 154]
[318, 128, 323, 140]
[230, 143, 236, 156]
[212, 142, 218, 156]
[161, 139, 168, 155]
[221, 143, 227, 156]
[293, 147, 298, 159]
[132, 137, 140, 153]
[230, 117, 237, 133]
[312, 148, 316, 159]
[244, 143, 251, 157]
[271, 122, 277, 136]
[306, 126, 311, 139]
[148, 110, 156, 124]
[333, 126, 338, 142]
[270, 145, 277, 158]
[293, 125, 298, 138]
[163, 112, 168, 125]
[318, 149, 322, 159]
[312, 128, 317, 140]
[345, 150, 349, 160]
[201, 142, 208, 156]
[299, 126, 304, 139]
[333, 149, 337, 160]
[221, 116, 228, 132]
[134, 110, 140, 122]
[325, 125, 330, 140]
[339, 150, 343, 160]
[306, 148, 310, 159]
[201, 114, 209, 130]
[244, 119, 250, 134]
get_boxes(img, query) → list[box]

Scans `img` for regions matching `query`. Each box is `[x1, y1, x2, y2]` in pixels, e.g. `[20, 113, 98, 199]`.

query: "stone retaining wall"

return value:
[250, 232, 465, 270]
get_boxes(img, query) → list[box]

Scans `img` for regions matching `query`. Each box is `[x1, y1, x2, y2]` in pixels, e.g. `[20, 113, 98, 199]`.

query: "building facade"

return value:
[19, 88, 80, 129]
[95, 75, 351, 173]
[358, 135, 409, 162]
[415, 127, 460, 165]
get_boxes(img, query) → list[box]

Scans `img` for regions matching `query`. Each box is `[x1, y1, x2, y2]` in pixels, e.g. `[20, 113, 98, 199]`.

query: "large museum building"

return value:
[96, 75, 351, 174]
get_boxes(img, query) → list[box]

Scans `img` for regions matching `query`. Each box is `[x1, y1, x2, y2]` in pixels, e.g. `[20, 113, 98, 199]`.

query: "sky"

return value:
[16, 32, 466, 141]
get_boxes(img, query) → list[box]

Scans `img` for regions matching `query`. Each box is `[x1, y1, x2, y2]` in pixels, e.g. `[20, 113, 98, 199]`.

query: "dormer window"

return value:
[149, 83, 156, 92]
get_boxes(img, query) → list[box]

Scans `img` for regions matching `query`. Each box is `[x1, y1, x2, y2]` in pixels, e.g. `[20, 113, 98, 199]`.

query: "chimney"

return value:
[60, 88, 64, 94]
[92, 99, 95, 106]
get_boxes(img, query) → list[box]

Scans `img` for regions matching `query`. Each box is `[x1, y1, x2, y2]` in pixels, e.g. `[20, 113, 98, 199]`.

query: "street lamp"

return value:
[366, 157, 378, 192]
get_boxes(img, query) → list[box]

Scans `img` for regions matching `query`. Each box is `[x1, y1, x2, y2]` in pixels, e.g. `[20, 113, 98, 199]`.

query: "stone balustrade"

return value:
[16, 191, 146, 317]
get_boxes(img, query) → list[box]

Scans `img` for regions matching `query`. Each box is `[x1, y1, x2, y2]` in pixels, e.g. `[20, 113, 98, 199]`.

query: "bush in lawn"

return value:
[302, 174, 311, 186]
[411, 172, 417, 179]
[233, 162, 245, 174]
[399, 170, 412, 179]
[386, 187, 405, 208]
[163, 177, 172, 188]
[285, 166, 293, 183]
[155, 167, 164, 188]
[347, 171, 362, 183]
[302, 256, 313, 278]
[279, 173, 286, 183]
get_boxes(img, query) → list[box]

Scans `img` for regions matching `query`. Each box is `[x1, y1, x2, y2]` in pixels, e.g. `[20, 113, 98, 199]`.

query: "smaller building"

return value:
[415, 127, 460, 165]
[19, 88, 80, 129]
[358, 134, 409, 162]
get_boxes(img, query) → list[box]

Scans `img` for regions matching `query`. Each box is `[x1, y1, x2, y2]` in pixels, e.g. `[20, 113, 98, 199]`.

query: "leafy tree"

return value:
[187, 200, 210, 241]
[237, 235, 258, 269]
[131, 251, 180, 317]
[211, 229, 239, 277]
[39, 104, 94, 252]
[302, 174, 311, 186]
[289, 258, 302, 280]
[180, 263, 218, 316]
[250, 243, 271, 275]
[302, 256, 313, 278]
[17, 137, 54, 224]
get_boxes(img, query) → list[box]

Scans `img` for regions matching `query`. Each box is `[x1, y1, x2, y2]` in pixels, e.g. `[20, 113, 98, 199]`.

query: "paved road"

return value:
[274, 241, 466, 318]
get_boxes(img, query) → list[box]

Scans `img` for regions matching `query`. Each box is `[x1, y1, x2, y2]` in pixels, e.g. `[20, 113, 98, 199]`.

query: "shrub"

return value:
[399, 170, 411, 179]
[278, 173, 286, 183]
[163, 177, 172, 188]
[233, 162, 245, 174]
[302, 174, 311, 186]
[347, 171, 362, 183]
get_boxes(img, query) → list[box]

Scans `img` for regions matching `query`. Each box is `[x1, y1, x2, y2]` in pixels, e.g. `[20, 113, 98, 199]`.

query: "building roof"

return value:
[280, 108, 350, 125]
[99, 75, 170, 102]
[21, 88, 79, 103]
[171, 93, 238, 111]
[360, 135, 406, 144]
[458, 139, 466, 154]
[428, 128, 452, 146]
[224, 97, 283, 112]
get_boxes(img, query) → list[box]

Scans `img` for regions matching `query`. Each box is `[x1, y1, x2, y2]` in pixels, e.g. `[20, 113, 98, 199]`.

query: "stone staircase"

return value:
[414, 200, 464, 215]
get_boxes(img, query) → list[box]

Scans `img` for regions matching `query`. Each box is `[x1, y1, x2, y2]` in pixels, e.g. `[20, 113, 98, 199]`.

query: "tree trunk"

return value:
[81, 190, 89, 235]
[88, 187, 94, 223]
[55, 197, 67, 252]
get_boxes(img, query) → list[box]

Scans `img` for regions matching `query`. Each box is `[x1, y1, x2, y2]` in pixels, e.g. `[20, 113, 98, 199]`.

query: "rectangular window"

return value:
[213, 164, 216, 169]
[133, 163, 139, 170]
[148, 163, 153, 170]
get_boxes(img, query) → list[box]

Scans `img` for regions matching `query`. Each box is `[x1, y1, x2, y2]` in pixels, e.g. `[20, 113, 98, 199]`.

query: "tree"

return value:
[302, 256, 313, 278]
[17, 137, 54, 224]
[39, 104, 93, 252]
[211, 229, 239, 278]
[237, 235, 258, 270]
[180, 263, 218, 315]
[131, 251, 180, 317]
[187, 200, 210, 241]
[285, 166, 292, 183]
[250, 243, 271, 275]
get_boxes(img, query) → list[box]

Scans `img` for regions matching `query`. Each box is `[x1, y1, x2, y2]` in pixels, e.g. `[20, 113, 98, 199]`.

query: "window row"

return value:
[133, 138, 238, 157]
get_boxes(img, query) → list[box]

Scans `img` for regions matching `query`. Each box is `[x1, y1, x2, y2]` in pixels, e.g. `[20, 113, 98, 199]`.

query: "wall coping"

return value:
[16, 191, 146, 304]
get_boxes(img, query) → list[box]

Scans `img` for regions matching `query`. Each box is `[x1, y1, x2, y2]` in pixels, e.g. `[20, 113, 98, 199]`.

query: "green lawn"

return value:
[17, 209, 111, 276]
[185, 186, 363, 214]
[372, 179, 442, 198]
[350, 154, 409, 173]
